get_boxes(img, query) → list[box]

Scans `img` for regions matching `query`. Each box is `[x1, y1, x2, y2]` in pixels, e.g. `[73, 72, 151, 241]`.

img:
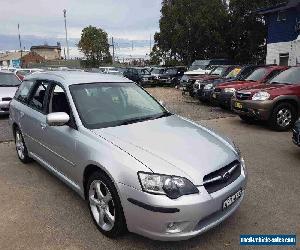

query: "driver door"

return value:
[41, 83, 80, 180]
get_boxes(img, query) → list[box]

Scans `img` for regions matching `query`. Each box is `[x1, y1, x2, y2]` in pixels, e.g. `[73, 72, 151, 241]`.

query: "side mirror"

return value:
[46, 112, 70, 126]
[159, 100, 166, 107]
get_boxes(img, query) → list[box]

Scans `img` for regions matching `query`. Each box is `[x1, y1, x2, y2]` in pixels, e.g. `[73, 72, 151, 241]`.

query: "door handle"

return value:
[40, 123, 47, 130]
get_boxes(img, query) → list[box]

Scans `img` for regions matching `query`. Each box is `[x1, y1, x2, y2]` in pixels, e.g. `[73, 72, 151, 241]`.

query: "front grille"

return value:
[236, 92, 251, 100]
[203, 161, 241, 194]
[214, 88, 221, 93]
[1, 97, 12, 101]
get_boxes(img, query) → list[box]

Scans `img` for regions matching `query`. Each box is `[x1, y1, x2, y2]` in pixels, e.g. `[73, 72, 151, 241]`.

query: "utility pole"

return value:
[150, 34, 152, 55]
[17, 23, 22, 67]
[109, 37, 115, 63]
[63, 9, 70, 60]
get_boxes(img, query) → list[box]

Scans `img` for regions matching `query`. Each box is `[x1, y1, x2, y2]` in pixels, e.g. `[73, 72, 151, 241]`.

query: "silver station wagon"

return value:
[9, 71, 247, 241]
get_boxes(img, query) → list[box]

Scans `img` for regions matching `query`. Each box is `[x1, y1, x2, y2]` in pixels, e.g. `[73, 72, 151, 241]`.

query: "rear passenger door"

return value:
[20, 80, 51, 160]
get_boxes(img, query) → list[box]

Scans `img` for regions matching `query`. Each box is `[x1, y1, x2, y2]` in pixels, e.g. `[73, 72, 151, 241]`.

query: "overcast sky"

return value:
[0, 0, 162, 40]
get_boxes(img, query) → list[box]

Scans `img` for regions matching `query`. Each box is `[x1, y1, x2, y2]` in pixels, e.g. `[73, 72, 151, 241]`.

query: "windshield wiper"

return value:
[118, 112, 173, 126]
[0, 84, 19, 87]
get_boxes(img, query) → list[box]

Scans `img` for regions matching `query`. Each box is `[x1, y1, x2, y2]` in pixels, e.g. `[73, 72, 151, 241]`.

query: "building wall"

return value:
[266, 9, 300, 43]
[31, 48, 61, 60]
[266, 40, 300, 66]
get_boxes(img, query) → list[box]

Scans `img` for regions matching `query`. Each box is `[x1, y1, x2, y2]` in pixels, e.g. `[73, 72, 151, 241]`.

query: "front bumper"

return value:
[219, 92, 234, 108]
[118, 168, 247, 241]
[231, 98, 274, 121]
[199, 89, 213, 102]
[0, 100, 10, 115]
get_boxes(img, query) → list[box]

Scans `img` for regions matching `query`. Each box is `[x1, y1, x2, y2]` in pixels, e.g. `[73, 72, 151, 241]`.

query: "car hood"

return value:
[92, 115, 238, 185]
[0, 86, 18, 99]
[241, 83, 288, 93]
[219, 80, 261, 90]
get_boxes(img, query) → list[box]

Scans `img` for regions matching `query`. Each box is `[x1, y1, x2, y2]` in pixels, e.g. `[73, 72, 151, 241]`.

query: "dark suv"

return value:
[123, 67, 153, 86]
[157, 67, 186, 86]
[232, 67, 300, 131]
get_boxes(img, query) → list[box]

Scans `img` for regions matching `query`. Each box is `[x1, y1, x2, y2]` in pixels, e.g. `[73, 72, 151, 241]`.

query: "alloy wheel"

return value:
[276, 108, 292, 128]
[89, 180, 115, 232]
[15, 130, 25, 160]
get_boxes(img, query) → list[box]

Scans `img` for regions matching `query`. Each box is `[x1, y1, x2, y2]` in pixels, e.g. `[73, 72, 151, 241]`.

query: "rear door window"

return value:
[15, 81, 35, 103]
[28, 81, 50, 113]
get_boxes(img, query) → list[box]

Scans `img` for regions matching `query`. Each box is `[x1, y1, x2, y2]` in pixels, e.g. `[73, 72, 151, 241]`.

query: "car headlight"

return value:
[204, 83, 213, 90]
[138, 172, 199, 199]
[252, 91, 270, 101]
[224, 88, 236, 93]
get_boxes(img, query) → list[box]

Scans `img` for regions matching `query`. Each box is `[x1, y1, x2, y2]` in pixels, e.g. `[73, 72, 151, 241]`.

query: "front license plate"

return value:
[212, 93, 217, 99]
[223, 189, 243, 210]
[234, 102, 243, 109]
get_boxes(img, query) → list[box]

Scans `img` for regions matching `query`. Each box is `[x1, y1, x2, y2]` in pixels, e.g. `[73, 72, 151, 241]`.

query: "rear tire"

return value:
[14, 127, 32, 163]
[269, 103, 296, 131]
[87, 171, 127, 238]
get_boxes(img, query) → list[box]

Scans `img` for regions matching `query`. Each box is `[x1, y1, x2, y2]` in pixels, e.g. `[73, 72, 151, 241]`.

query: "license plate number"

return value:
[223, 189, 243, 210]
[212, 93, 217, 99]
[234, 102, 243, 109]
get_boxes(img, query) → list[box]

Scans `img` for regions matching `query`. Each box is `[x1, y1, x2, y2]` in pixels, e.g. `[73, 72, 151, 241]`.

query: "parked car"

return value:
[197, 66, 259, 103]
[156, 66, 186, 86]
[9, 71, 247, 241]
[15, 68, 44, 81]
[191, 65, 238, 97]
[232, 67, 300, 131]
[0, 71, 22, 115]
[179, 74, 195, 94]
[292, 119, 300, 146]
[185, 59, 233, 76]
[212, 66, 288, 109]
[151, 67, 166, 80]
[123, 67, 154, 86]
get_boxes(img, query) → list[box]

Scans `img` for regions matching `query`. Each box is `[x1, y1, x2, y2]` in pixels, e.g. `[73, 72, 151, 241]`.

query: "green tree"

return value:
[78, 26, 112, 67]
[153, 0, 285, 65]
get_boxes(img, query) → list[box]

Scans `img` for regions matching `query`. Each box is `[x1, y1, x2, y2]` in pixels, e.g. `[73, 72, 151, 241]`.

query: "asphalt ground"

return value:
[0, 88, 299, 249]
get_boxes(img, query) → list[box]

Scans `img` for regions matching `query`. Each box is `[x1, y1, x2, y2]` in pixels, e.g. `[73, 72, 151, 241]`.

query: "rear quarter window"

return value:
[15, 81, 34, 103]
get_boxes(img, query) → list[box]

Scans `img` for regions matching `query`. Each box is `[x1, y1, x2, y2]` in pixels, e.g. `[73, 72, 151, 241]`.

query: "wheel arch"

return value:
[271, 97, 299, 117]
[82, 163, 115, 200]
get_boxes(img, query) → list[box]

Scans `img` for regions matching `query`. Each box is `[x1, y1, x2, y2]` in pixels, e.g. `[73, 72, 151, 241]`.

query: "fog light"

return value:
[166, 222, 181, 233]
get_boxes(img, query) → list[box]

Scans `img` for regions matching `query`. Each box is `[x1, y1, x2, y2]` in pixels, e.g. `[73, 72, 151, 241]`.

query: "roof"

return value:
[0, 70, 14, 74]
[31, 45, 61, 50]
[257, 0, 299, 14]
[25, 71, 132, 86]
[0, 51, 29, 61]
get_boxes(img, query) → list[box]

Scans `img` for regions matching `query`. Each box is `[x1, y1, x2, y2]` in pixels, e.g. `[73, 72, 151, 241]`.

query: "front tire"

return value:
[269, 103, 296, 131]
[87, 171, 127, 238]
[14, 127, 31, 163]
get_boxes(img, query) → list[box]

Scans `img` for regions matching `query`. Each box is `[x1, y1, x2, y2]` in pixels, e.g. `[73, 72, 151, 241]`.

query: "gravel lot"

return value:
[0, 116, 12, 142]
[0, 87, 299, 249]
[146, 87, 234, 121]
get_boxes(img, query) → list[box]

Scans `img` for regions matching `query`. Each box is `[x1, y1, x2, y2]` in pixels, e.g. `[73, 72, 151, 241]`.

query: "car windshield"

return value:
[165, 68, 177, 74]
[137, 69, 150, 75]
[225, 68, 241, 78]
[70, 82, 170, 129]
[269, 67, 300, 84]
[188, 65, 206, 71]
[151, 68, 165, 74]
[245, 68, 267, 81]
[180, 75, 190, 81]
[0, 73, 21, 86]
[210, 67, 224, 76]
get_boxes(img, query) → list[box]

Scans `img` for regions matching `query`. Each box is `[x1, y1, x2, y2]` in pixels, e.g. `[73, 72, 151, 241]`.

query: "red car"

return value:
[211, 66, 288, 108]
[232, 67, 300, 131]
